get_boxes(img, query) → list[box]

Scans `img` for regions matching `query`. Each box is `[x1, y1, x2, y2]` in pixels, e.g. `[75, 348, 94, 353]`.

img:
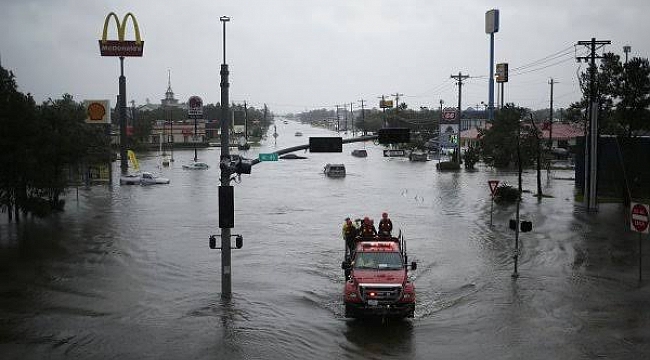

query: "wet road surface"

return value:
[1, 119, 649, 359]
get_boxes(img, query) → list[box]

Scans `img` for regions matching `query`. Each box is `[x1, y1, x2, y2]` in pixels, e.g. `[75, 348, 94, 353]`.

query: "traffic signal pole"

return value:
[219, 16, 233, 299]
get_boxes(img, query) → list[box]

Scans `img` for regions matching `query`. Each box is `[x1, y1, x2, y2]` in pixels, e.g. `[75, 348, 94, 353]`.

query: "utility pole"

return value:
[623, 45, 631, 64]
[358, 99, 366, 136]
[576, 38, 611, 212]
[392, 92, 404, 113]
[335, 105, 340, 133]
[218, 15, 233, 299]
[244, 101, 248, 140]
[350, 103, 354, 135]
[451, 72, 469, 164]
[548, 78, 556, 150]
[379, 95, 389, 127]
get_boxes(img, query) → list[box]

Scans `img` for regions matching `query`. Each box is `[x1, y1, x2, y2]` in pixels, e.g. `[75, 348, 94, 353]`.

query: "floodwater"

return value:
[1, 119, 649, 359]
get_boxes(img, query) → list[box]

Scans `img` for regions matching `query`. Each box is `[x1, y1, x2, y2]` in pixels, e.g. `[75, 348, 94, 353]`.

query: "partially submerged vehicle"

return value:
[351, 149, 368, 158]
[342, 231, 417, 319]
[324, 163, 346, 177]
[182, 161, 209, 170]
[408, 149, 428, 162]
[140, 171, 170, 185]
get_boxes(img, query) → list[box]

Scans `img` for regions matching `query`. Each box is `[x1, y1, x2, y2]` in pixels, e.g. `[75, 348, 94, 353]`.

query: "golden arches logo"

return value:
[99, 12, 143, 57]
[101, 12, 142, 44]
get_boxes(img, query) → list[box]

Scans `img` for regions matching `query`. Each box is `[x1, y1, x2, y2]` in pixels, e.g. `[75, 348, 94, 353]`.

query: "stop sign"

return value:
[631, 203, 649, 234]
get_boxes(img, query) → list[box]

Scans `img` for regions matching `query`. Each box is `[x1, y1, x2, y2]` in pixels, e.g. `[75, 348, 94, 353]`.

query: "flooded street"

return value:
[1, 119, 649, 359]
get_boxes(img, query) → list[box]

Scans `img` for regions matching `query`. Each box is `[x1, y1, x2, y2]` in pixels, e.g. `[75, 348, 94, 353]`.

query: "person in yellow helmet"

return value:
[342, 217, 356, 255]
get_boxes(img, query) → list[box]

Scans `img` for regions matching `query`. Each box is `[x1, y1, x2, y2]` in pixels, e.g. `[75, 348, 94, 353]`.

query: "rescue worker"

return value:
[360, 217, 377, 238]
[378, 212, 393, 237]
[342, 217, 356, 255]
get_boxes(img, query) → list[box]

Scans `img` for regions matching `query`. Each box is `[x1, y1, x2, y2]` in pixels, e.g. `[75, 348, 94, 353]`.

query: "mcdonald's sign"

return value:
[99, 12, 143, 57]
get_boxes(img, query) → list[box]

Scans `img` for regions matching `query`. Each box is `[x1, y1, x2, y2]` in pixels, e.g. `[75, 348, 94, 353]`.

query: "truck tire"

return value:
[345, 304, 354, 318]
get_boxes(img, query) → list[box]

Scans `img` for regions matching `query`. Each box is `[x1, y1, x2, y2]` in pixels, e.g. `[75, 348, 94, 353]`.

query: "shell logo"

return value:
[83, 100, 111, 124]
[88, 102, 106, 121]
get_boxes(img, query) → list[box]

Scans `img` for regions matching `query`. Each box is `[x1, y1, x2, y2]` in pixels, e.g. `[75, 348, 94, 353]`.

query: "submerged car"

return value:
[324, 163, 346, 177]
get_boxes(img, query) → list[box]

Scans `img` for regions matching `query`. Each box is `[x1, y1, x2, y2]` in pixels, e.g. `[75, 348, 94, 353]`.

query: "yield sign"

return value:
[631, 203, 649, 234]
[488, 180, 500, 196]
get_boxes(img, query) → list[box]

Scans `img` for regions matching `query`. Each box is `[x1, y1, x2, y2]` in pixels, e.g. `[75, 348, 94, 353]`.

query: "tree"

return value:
[0, 65, 38, 220]
[567, 52, 650, 136]
[479, 105, 530, 168]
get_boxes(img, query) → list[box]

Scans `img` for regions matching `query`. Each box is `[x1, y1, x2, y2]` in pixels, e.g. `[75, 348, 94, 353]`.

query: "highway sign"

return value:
[631, 203, 649, 234]
[258, 153, 278, 162]
[488, 180, 500, 196]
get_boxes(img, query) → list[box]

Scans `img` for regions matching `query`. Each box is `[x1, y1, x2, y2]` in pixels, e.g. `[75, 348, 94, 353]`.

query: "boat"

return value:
[324, 163, 346, 177]
[295, 131, 303, 137]
[140, 171, 170, 185]
[408, 149, 428, 162]
[182, 161, 209, 170]
[351, 149, 368, 158]
[383, 149, 407, 157]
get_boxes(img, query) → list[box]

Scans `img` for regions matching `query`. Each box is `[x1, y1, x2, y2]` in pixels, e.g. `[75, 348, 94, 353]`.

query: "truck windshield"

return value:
[353, 252, 403, 270]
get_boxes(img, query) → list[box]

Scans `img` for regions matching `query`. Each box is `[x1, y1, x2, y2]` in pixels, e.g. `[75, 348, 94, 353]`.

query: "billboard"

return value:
[380, 99, 394, 109]
[496, 63, 508, 83]
[485, 9, 499, 34]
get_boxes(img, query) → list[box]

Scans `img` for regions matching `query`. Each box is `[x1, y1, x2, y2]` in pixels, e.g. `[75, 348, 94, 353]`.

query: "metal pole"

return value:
[194, 115, 198, 162]
[219, 16, 232, 299]
[588, 38, 599, 212]
[549, 78, 554, 150]
[119, 56, 128, 174]
[513, 125, 521, 278]
[500, 82, 504, 109]
[457, 73, 462, 164]
[488, 33, 495, 121]
[639, 233, 643, 283]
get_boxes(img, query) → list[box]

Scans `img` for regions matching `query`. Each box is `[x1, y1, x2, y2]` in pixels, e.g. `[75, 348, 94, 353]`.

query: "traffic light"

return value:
[309, 137, 343, 152]
[378, 127, 410, 144]
[219, 185, 234, 228]
[235, 158, 252, 174]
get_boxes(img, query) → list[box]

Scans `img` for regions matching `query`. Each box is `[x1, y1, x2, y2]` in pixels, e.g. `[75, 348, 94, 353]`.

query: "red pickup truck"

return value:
[342, 235, 417, 319]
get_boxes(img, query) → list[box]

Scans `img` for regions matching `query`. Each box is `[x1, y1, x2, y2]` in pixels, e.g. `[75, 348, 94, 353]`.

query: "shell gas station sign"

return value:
[98, 12, 143, 57]
[83, 100, 111, 124]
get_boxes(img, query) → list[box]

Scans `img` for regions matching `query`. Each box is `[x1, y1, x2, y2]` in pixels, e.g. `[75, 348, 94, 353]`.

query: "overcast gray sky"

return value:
[1, 0, 648, 114]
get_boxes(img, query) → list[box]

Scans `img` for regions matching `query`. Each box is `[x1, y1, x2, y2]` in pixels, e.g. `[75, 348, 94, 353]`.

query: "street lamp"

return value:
[220, 16, 230, 64]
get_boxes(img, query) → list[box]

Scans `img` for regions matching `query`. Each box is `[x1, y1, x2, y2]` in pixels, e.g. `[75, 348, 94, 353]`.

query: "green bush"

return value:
[494, 184, 520, 203]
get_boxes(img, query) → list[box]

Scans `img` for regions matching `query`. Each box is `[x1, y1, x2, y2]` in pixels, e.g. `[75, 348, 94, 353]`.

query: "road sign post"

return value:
[188, 96, 203, 162]
[631, 203, 649, 283]
[488, 180, 499, 226]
